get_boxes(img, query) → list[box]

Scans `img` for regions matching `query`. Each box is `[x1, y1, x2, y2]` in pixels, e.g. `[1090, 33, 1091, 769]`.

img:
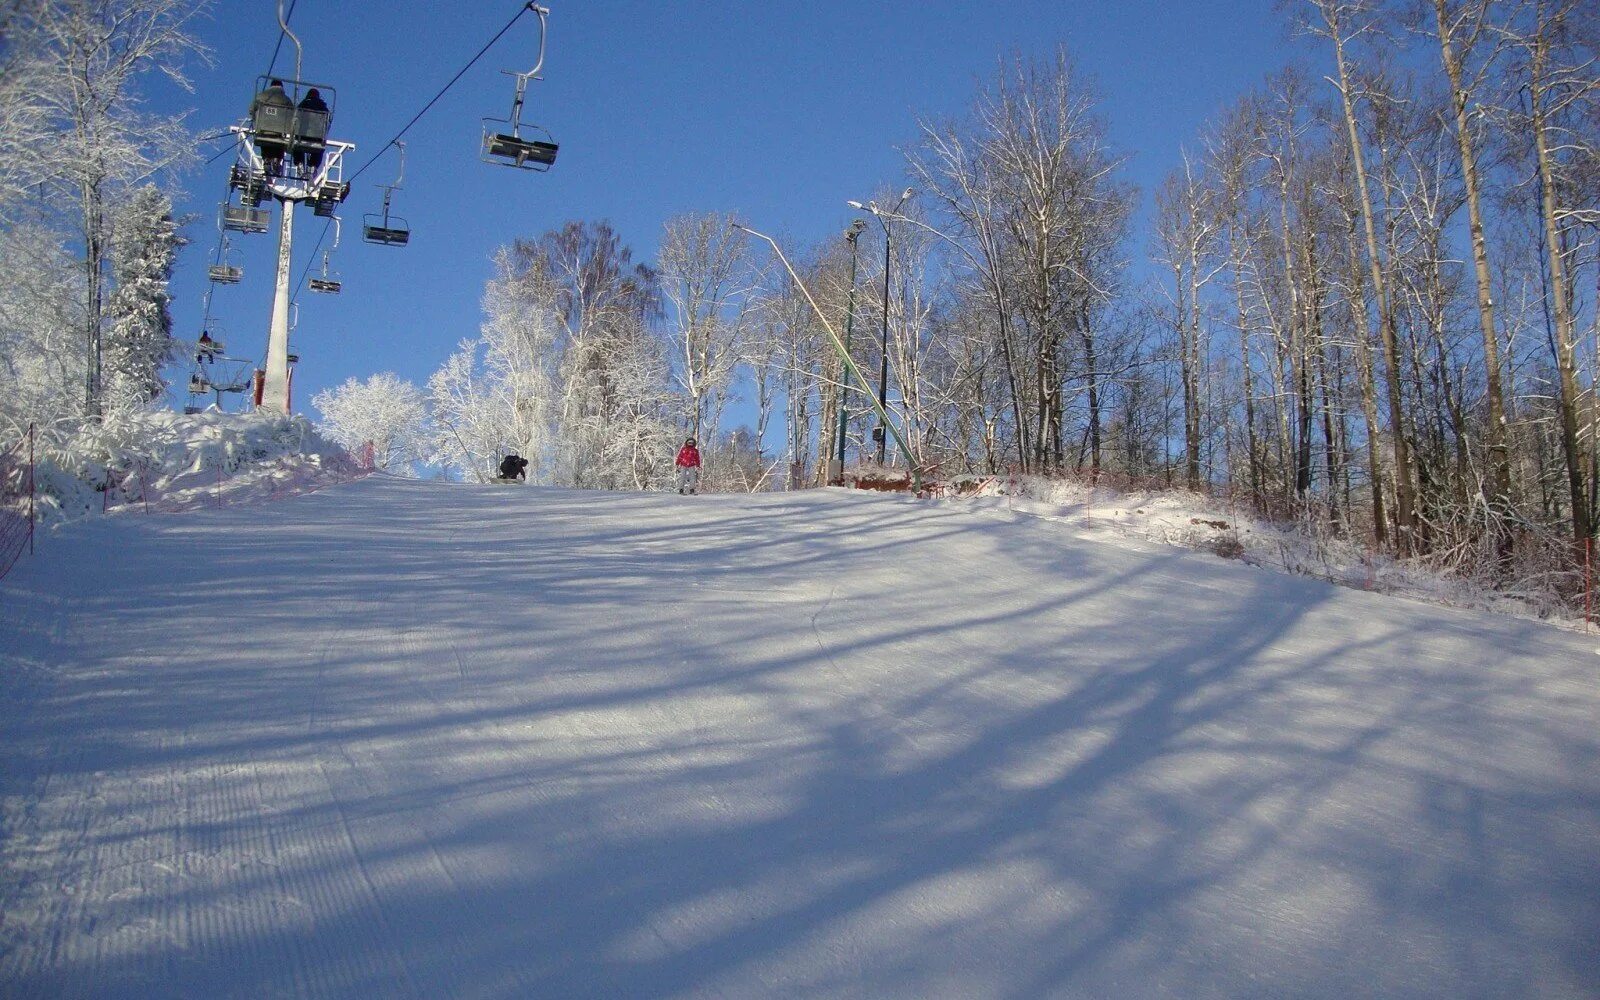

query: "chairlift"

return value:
[196, 329, 226, 362]
[189, 373, 212, 394]
[228, 164, 268, 206]
[309, 218, 343, 294]
[312, 179, 350, 217]
[207, 237, 243, 285]
[222, 201, 271, 234]
[481, 3, 560, 171]
[363, 142, 410, 246]
[248, 75, 338, 180]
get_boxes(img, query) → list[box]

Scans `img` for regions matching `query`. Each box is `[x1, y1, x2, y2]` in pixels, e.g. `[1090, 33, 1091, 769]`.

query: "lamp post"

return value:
[833, 220, 868, 482]
[848, 188, 914, 464]
[732, 222, 923, 493]
[857, 203, 1028, 472]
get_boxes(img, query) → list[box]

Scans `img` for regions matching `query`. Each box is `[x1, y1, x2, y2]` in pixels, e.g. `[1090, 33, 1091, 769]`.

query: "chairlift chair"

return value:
[312, 179, 350, 217]
[207, 235, 243, 284]
[481, 4, 560, 172]
[188, 373, 211, 394]
[228, 164, 268, 206]
[222, 202, 271, 234]
[196, 327, 226, 362]
[363, 142, 411, 246]
[248, 75, 337, 180]
[309, 218, 343, 293]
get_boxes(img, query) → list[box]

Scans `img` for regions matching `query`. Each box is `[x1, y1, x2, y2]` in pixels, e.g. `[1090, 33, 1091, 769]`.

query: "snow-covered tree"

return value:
[103, 185, 178, 414]
[0, 223, 86, 440]
[312, 373, 427, 475]
[426, 245, 561, 482]
[32, 0, 209, 415]
[659, 211, 753, 440]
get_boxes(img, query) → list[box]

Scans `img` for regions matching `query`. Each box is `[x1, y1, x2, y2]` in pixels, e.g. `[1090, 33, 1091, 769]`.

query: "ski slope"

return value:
[2, 476, 1598, 999]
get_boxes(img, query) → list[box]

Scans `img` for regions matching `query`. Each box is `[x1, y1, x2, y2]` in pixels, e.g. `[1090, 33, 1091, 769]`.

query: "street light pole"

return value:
[733, 221, 923, 493]
[835, 220, 867, 481]
[848, 188, 914, 466]
[877, 214, 892, 464]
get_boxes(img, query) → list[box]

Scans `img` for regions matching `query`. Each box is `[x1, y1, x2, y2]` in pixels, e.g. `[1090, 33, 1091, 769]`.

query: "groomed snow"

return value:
[2, 477, 1597, 998]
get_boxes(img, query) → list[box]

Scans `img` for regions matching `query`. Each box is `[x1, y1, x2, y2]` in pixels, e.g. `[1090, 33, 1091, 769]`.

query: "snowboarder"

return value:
[675, 437, 701, 495]
[497, 454, 529, 482]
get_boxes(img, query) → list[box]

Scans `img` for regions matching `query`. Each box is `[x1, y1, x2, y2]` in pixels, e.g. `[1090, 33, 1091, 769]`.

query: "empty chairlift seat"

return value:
[207, 263, 243, 284]
[483, 131, 559, 169]
[223, 204, 271, 234]
[362, 215, 410, 246]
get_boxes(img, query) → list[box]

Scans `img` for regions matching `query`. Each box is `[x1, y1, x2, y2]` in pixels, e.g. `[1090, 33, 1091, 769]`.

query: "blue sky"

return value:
[160, 0, 1293, 423]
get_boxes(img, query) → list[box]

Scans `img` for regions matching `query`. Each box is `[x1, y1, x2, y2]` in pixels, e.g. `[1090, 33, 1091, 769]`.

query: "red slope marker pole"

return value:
[27, 423, 35, 555]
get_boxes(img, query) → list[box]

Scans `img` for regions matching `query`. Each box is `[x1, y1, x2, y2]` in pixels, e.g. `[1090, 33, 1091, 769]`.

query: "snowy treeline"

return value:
[0, 0, 206, 441]
[319, 220, 765, 489]
[332, 1, 1596, 609]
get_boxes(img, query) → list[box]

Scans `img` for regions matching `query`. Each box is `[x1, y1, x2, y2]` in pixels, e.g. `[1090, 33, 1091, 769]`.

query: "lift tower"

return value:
[226, 1, 353, 414]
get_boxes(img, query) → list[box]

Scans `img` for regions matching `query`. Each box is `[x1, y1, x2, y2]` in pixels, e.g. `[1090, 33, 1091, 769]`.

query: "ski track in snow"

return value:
[1, 477, 1598, 999]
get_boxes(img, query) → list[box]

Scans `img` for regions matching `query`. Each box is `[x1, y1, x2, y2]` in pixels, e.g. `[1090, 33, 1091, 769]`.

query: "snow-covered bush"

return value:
[31, 408, 364, 524]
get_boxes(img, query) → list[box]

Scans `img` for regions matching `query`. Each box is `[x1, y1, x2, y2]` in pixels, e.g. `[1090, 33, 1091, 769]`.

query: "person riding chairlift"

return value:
[249, 79, 292, 175]
[293, 88, 330, 173]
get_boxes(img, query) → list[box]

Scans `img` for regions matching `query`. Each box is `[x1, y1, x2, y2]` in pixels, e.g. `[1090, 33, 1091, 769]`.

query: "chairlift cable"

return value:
[287, 2, 540, 301]
[346, 2, 537, 185]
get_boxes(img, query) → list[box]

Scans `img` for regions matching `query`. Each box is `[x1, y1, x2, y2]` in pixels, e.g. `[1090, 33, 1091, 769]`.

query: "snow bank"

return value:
[927, 472, 1588, 628]
[31, 408, 368, 524]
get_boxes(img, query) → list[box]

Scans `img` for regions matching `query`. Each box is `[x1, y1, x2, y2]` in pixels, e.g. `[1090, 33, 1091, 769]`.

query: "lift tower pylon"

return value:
[230, 0, 353, 414]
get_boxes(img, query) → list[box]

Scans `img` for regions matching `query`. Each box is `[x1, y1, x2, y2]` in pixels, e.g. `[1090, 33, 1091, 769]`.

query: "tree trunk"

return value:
[1329, 16, 1417, 553]
[1431, 0, 1513, 530]
[1530, 30, 1592, 550]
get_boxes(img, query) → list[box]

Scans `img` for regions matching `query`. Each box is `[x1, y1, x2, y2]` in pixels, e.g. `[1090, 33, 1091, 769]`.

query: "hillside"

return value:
[2, 478, 1597, 998]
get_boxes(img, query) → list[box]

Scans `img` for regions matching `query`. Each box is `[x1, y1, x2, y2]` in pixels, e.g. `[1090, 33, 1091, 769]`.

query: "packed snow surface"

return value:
[2, 477, 1597, 998]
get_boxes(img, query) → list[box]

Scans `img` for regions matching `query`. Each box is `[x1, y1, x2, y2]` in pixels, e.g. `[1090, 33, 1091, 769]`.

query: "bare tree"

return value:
[659, 211, 754, 440]
[1306, 0, 1421, 553]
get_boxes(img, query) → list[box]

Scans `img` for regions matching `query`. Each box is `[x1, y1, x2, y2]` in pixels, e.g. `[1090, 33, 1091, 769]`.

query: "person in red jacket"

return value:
[675, 436, 702, 494]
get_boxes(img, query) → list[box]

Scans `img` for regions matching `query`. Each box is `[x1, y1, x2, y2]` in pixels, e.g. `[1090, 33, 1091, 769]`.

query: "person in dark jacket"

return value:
[249, 79, 292, 174]
[498, 454, 529, 482]
[293, 88, 330, 172]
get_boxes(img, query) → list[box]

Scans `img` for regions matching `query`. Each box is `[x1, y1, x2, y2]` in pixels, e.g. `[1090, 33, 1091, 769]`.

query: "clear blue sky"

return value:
[160, 0, 1294, 422]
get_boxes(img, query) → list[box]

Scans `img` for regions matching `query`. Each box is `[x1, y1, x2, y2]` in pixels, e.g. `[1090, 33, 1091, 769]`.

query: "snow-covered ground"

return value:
[2, 477, 1597, 998]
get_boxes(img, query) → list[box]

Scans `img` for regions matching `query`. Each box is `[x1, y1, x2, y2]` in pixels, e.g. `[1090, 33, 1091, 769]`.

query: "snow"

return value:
[2, 477, 1598, 998]
[30, 409, 366, 525]
[937, 473, 1588, 624]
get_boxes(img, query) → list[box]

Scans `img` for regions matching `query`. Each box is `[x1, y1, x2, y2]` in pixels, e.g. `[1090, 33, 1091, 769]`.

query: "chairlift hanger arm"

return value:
[521, 3, 549, 79]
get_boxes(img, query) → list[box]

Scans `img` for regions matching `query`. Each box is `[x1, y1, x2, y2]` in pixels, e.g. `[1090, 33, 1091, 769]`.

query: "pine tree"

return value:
[104, 185, 178, 413]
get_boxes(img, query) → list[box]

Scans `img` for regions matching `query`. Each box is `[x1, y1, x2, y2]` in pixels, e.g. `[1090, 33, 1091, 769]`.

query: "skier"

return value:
[497, 454, 529, 482]
[674, 437, 701, 495]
